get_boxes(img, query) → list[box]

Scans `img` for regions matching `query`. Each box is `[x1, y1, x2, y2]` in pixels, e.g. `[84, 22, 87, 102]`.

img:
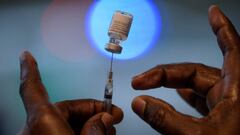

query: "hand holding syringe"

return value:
[104, 11, 133, 114]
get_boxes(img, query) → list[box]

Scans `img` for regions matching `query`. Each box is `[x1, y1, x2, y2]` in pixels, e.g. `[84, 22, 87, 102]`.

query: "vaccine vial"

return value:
[105, 11, 133, 54]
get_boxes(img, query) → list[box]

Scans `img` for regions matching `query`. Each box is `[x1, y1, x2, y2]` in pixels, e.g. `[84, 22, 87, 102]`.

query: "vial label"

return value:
[108, 11, 133, 40]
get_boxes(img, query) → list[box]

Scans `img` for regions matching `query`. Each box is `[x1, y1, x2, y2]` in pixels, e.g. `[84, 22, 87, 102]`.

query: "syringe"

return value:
[103, 11, 133, 114]
[104, 53, 114, 114]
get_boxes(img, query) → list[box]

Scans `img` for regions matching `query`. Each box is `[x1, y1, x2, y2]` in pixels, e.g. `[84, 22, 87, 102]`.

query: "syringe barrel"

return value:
[104, 85, 113, 114]
[104, 73, 113, 114]
[104, 97, 112, 114]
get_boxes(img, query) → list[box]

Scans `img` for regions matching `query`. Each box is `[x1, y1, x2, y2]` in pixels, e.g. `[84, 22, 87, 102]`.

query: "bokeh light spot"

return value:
[86, 0, 162, 60]
[41, 0, 95, 62]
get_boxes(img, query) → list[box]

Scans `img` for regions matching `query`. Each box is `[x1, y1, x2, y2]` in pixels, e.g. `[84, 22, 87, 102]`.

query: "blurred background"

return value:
[0, 0, 240, 134]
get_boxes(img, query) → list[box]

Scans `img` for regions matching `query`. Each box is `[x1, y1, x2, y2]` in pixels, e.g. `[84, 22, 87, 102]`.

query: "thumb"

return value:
[132, 95, 202, 134]
[80, 113, 115, 135]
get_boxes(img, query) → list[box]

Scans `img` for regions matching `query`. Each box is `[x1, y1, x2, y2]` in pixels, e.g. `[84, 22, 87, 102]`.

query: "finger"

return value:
[80, 113, 114, 135]
[55, 99, 123, 124]
[132, 63, 220, 96]
[177, 89, 209, 116]
[209, 5, 240, 82]
[108, 126, 116, 135]
[132, 95, 204, 134]
[19, 51, 50, 114]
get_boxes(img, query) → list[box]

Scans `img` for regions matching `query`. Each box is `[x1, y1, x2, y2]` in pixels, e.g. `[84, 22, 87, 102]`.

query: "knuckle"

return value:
[156, 64, 163, 68]
[87, 99, 97, 104]
[54, 100, 69, 108]
[89, 99, 98, 111]
[195, 63, 207, 69]
[145, 105, 167, 131]
[82, 121, 107, 135]
[156, 64, 167, 71]
[92, 121, 106, 132]
[27, 104, 55, 128]
[54, 101, 67, 114]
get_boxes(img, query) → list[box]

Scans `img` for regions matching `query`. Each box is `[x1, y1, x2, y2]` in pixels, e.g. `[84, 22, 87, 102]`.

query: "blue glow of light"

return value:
[86, 0, 161, 60]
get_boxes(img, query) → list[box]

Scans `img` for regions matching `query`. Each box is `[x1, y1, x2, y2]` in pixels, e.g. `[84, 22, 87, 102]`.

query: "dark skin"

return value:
[132, 5, 240, 135]
[18, 5, 240, 135]
[18, 51, 123, 135]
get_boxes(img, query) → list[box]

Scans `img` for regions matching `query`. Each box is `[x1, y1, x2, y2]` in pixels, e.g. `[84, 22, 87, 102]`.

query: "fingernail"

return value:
[209, 5, 219, 12]
[132, 74, 145, 89]
[209, 5, 223, 17]
[20, 52, 28, 81]
[19, 51, 27, 64]
[132, 97, 146, 117]
[101, 113, 113, 130]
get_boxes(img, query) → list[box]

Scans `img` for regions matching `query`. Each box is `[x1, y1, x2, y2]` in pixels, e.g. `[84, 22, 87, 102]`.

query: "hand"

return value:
[131, 5, 240, 135]
[18, 52, 123, 135]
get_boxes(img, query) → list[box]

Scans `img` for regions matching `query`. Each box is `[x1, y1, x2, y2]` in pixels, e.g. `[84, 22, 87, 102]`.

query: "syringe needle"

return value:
[110, 53, 113, 72]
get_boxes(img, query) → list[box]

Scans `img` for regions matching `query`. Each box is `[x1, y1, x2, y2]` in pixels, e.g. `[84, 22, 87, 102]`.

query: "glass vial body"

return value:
[105, 11, 133, 54]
